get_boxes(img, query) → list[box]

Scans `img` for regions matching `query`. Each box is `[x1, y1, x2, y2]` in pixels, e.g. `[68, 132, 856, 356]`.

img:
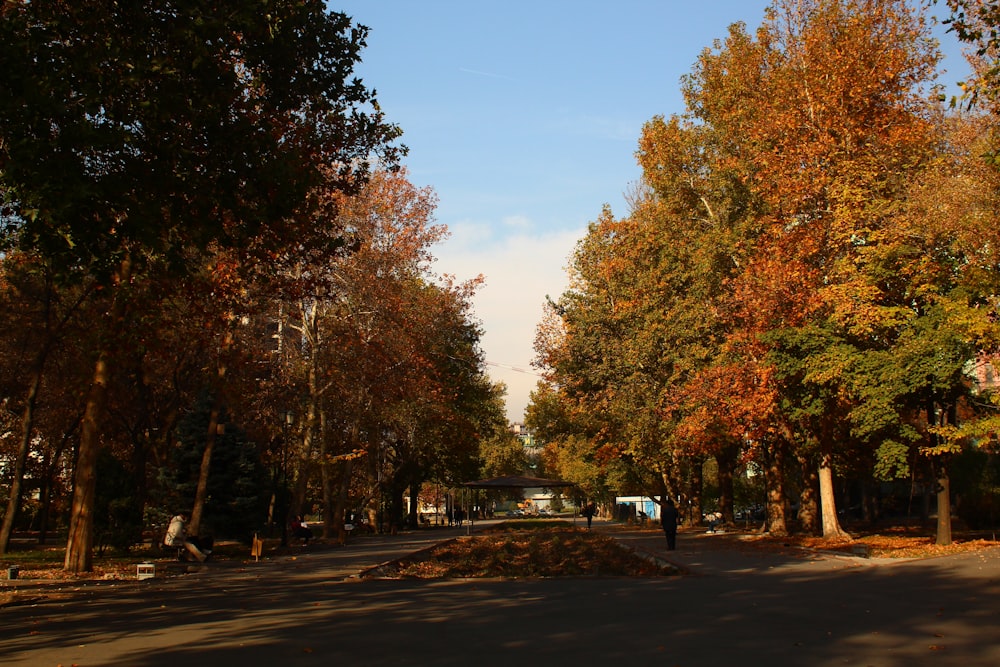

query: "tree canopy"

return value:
[0, 2, 505, 571]
[531, 0, 1000, 542]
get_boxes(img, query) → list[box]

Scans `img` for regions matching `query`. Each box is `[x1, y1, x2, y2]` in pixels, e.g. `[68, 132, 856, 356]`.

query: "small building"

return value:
[615, 495, 662, 522]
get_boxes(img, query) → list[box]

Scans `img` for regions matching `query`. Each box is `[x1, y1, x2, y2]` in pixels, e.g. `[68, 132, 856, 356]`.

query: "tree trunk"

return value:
[0, 363, 44, 555]
[38, 429, 73, 545]
[188, 401, 222, 537]
[288, 314, 320, 532]
[409, 482, 420, 528]
[819, 454, 848, 538]
[319, 408, 333, 540]
[64, 354, 110, 572]
[936, 463, 953, 546]
[129, 358, 154, 538]
[321, 460, 334, 540]
[716, 445, 737, 526]
[686, 455, 704, 527]
[764, 440, 788, 536]
[333, 459, 353, 544]
[189, 327, 234, 537]
[859, 473, 877, 524]
[797, 453, 819, 535]
[332, 417, 359, 543]
[64, 255, 132, 573]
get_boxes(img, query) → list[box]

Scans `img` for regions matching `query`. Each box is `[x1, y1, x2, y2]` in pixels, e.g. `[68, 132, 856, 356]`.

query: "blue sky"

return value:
[332, 1, 971, 422]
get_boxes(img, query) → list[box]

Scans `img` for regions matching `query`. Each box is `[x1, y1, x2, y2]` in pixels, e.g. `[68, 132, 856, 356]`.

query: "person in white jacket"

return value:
[164, 513, 206, 562]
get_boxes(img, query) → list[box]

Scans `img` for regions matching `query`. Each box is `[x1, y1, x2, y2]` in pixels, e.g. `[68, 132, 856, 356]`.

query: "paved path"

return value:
[2, 519, 999, 666]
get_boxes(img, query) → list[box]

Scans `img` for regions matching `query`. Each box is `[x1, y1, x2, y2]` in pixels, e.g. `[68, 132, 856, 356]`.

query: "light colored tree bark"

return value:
[819, 454, 849, 538]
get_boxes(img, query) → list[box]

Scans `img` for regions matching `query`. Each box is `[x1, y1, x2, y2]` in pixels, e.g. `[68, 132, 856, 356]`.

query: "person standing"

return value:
[661, 499, 679, 550]
[582, 501, 596, 529]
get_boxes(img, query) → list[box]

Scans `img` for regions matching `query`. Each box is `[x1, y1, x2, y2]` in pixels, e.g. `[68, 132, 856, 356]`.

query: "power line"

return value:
[485, 361, 544, 377]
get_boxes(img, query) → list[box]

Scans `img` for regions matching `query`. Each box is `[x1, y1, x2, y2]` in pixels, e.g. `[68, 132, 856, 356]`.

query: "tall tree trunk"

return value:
[64, 354, 110, 572]
[129, 358, 155, 537]
[334, 459, 353, 544]
[321, 459, 333, 540]
[4, 264, 88, 554]
[797, 452, 819, 535]
[764, 439, 788, 536]
[38, 427, 73, 545]
[189, 327, 234, 537]
[64, 255, 131, 573]
[0, 363, 44, 555]
[686, 455, 704, 527]
[332, 419, 359, 544]
[288, 304, 320, 533]
[936, 460, 953, 546]
[319, 408, 333, 540]
[928, 400, 954, 546]
[861, 476, 877, 525]
[716, 445, 737, 526]
[409, 482, 420, 528]
[819, 454, 848, 538]
[188, 401, 222, 537]
[658, 468, 676, 503]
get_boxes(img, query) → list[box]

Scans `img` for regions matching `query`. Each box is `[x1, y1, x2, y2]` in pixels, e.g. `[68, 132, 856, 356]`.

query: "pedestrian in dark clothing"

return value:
[291, 515, 313, 544]
[582, 501, 596, 529]
[661, 499, 679, 550]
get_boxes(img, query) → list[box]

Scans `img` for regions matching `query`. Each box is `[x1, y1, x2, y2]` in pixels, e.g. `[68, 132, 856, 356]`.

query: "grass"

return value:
[1, 539, 264, 584]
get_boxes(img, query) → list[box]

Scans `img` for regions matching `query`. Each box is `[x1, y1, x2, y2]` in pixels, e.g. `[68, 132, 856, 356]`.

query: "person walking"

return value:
[582, 501, 596, 529]
[661, 499, 679, 550]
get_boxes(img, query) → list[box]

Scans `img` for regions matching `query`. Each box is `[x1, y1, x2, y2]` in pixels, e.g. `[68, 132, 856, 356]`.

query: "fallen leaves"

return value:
[365, 526, 677, 579]
[743, 532, 997, 559]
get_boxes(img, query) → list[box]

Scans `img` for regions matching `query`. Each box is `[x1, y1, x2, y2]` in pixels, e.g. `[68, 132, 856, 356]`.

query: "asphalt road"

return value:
[2, 520, 999, 667]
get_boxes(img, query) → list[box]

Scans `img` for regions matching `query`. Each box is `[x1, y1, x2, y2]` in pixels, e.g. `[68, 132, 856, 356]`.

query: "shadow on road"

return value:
[2, 524, 999, 666]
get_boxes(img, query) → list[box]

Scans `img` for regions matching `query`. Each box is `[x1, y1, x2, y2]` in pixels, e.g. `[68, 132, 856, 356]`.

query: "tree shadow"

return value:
[1, 532, 998, 666]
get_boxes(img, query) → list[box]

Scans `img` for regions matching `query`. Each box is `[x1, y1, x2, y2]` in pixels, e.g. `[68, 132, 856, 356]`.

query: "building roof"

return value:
[461, 475, 576, 489]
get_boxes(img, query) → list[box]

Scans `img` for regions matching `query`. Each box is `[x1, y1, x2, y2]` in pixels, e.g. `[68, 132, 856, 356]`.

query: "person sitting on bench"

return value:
[164, 512, 207, 562]
[292, 515, 313, 544]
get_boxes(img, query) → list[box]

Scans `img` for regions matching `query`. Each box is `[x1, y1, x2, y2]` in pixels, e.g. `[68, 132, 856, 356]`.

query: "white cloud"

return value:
[433, 222, 580, 421]
[501, 214, 532, 230]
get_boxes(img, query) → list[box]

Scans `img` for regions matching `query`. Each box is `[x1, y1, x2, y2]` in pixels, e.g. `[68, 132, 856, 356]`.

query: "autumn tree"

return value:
[532, 0, 1000, 544]
[0, 253, 95, 554]
[0, 1, 401, 571]
[248, 168, 498, 537]
[668, 0, 944, 536]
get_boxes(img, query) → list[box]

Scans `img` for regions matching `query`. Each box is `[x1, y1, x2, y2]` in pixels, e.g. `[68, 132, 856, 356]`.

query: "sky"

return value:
[332, 1, 971, 422]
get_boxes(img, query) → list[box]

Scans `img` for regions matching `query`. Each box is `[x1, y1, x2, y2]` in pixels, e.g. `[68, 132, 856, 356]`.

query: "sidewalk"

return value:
[593, 520, 886, 576]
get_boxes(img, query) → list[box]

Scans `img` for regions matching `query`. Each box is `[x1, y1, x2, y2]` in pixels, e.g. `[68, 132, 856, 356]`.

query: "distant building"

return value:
[968, 355, 1000, 394]
[510, 422, 540, 454]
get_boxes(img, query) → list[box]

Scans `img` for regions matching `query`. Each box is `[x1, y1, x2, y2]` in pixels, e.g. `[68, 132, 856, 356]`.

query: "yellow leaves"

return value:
[819, 280, 906, 339]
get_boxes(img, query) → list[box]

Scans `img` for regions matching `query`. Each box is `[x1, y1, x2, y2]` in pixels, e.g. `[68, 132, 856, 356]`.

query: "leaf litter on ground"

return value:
[364, 522, 677, 579]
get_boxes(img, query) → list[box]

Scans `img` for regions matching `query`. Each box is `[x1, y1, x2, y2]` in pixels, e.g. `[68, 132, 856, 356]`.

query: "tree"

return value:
[0, 253, 93, 554]
[945, 0, 1000, 115]
[680, 0, 942, 535]
[531, 0, 1000, 543]
[0, 1, 401, 571]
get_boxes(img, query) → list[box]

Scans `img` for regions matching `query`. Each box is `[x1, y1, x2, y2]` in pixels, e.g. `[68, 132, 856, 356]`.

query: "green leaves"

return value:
[0, 1, 402, 279]
[534, 1, 1000, 524]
